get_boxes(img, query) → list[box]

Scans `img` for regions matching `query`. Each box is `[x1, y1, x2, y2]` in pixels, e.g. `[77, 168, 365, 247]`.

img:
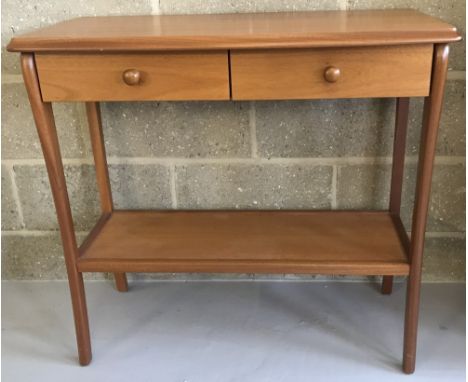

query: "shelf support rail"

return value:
[85, 102, 128, 292]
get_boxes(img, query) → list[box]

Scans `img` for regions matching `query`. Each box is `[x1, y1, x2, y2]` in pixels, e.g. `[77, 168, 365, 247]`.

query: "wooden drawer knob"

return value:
[324, 66, 340, 83]
[122, 69, 141, 85]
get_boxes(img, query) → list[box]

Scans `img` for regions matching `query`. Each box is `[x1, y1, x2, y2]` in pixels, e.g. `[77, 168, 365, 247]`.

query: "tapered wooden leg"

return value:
[381, 276, 393, 295]
[389, 97, 410, 215]
[21, 53, 91, 365]
[403, 44, 449, 374]
[86, 102, 128, 292]
[385, 97, 410, 295]
[114, 272, 129, 292]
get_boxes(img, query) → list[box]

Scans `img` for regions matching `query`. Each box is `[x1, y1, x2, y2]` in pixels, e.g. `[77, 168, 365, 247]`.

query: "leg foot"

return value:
[79, 351, 92, 366]
[403, 354, 416, 374]
[114, 272, 128, 292]
[69, 272, 92, 366]
[381, 276, 393, 295]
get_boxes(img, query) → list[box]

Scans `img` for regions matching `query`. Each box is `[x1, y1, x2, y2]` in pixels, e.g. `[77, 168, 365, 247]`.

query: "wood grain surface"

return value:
[7, 10, 460, 52]
[231, 45, 433, 100]
[78, 210, 410, 275]
[36, 52, 230, 101]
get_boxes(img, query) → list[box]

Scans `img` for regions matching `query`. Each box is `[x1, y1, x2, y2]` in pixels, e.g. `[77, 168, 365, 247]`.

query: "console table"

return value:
[7, 10, 460, 374]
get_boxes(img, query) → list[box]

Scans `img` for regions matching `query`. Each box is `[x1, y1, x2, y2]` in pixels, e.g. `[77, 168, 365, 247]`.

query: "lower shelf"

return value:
[77, 210, 410, 275]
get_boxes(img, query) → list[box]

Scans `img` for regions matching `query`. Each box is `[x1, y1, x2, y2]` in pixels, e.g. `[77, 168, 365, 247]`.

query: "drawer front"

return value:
[36, 53, 230, 101]
[231, 45, 433, 100]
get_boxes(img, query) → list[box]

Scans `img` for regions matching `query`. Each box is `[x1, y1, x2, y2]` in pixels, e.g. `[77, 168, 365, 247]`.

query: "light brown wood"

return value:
[324, 66, 341, 83]
[114, 273, 129, 292]
[381, 276, 394, 295]
[78, 213, 111, 256]
[11, 10, 458, 372]
[21, 53, 92, 365]
[391, 214, 411, 255]
[231, 45, 433, 100]
[7, 10, 460, 52]
[390, 98, 410, 214]
[85, 103, 113, 213]
[383, 97, 411, 296]
[35, 52, 230, 101]
[403, 44, 449, 375]
[122, 69, 141, 86]
[85, 102, 128, 292]
[77, 211, 410, 275]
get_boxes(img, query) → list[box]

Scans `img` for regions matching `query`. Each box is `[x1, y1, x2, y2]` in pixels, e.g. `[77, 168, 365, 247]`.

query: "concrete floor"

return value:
[2, 281, 465, 382]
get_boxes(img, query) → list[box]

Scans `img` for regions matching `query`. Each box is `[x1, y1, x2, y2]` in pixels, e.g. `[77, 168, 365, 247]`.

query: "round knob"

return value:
[324, 66, 340, 83]
[122, 69, 141, 86]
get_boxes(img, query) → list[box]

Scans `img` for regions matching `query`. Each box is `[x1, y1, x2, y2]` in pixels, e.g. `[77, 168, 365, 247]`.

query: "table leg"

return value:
[381, 276, 393, 295]
[114, 272, 129, 292]
[384, 97, 410, 295]
[403, 44, 449, 374]
[85, 102, 128, 292]
[21, 53, 92, 365]
[381, 98, 409, 294]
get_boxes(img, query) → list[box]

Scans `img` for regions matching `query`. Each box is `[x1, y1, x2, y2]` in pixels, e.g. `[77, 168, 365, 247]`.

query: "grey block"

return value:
[2, 84, 91, 159]
[256, 81, 464, 159]
[401, 164, 466, 232]
[14, 165, 100, 230]
[1, 165, 22, 230]
[109, 164, 172, 209]
[160, 0, 342, 14]
[336, 164, 391, 210]
[338, 164, 465, 233]
[407, 81, 466, 156]
[436, 81, 466, 156]
[347, 0, 466, 71]
[422, 236, 466, 282]
[2, 0, 152, 74]
[255, 99, 394, 158]
[2, 233, 67, 280]
[426, 164, 465, 232]
[2, 49, 20, 76]
[176, 163, 332, 209]
[102, 101, 250, 158]
[1, 232, 106, 280]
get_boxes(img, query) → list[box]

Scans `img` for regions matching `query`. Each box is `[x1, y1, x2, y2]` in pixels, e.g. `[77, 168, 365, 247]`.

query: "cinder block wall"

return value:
[2, 0, 465, 282]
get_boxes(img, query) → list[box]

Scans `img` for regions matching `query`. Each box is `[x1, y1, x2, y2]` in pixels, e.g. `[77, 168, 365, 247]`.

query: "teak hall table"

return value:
[7, 10, 461, 374]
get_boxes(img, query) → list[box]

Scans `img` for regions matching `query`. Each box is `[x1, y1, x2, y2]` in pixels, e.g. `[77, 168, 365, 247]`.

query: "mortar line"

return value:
[433, 156, 466, 165]
[1, 158, 92, 166]
[447, 70, 466, 81]
[151, 0, 161, 14]
[249, 101, 258, 158]
[1, 74, 23, 84]
[331, 165, 337, 209]
[6, 164, 25, 229]
[1, 230, 90, 236]
[425, 231, 466, 239]
[2, 155, 464, 167]
[170, 163, 178, 209]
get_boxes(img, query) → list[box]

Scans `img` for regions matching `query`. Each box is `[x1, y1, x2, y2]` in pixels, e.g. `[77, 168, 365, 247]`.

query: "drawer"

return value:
[230, 45, 433, 100]
[35, 53, 230, 101]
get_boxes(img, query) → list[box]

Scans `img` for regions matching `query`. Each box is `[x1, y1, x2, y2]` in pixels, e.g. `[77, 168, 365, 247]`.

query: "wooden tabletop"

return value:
[7, 10, 460, 52]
